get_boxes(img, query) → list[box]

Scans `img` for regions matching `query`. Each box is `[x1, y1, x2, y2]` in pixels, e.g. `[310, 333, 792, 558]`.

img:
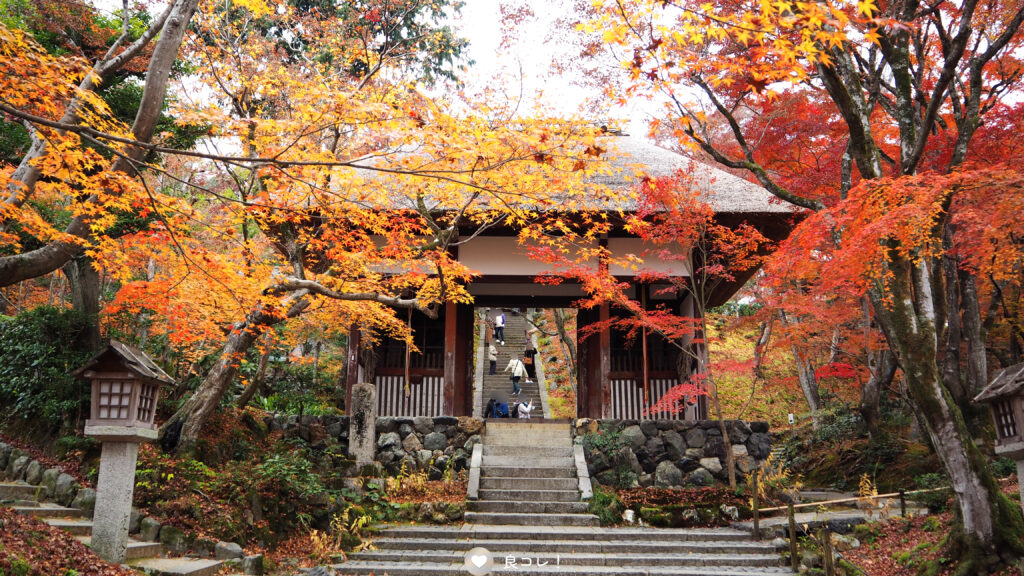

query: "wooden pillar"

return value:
[576, 308, 589, 418]
[599, 302, 611, 418]
[641, 283, 650, 405]
[443, 301, 458, 416]
[345, 324, 361, 412]
[575, 307, 595, 419]
[452, 303, 474, 416]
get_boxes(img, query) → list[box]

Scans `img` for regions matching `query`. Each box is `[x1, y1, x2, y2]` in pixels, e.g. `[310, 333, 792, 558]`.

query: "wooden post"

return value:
[598, 302, 611, 418]
[443, 302, 457, 416]
[788, 502, 799, 571]
[752, 470, 760, 541]
[821, 526, 835, 576]
[899, 489, 907, 517]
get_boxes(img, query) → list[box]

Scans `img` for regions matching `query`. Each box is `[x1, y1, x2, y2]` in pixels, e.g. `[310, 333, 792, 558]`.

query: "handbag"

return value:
[523, 356, 533, 365]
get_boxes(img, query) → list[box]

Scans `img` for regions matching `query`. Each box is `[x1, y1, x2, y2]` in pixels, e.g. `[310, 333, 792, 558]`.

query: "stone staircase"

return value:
[466, 421, 597, 526]
[0, 480, 224, 576]
[482, 309, 544, 419]
[337, 524, 794, 575]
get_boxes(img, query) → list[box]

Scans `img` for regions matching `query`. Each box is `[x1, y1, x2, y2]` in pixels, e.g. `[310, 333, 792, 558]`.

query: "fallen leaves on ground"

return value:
[843, 477, 1020, 576]
[387, 479, 468, 504]
[0, 507, 137, 576]
[616, 486, 753, 510]
[0, 432, 92, 485]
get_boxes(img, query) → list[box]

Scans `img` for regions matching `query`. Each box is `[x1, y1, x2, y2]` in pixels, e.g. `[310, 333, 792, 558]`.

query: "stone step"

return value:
[467, 500, 590, 514]
[331, 561, 795, 575]
[0, 482, 47, 501]
[481, 466, 575, 478]
[11, 503, 87, 518]
[478, 488, 581, 502]
[378, 525, 757, 542]
[484, 446, 572, 458]
[350, 550, 785, 568]
[76, 537, 161, 560]
[480, 476, 578, 491]
[131, 558, 223, 576]
[45, 518, 93, 536]
[372, 537, 779, 555]
[485, 427, 569, 437]
[482, 456, 575, 468]
[486, 421, 570, 433]
[462, 511, 600, 526]
[483, 437, 568, 448]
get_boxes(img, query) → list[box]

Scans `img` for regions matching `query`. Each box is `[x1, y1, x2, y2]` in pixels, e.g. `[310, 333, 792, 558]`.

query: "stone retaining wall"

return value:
[572, 418, 771, 488]
[0, 442, 93, 511]
[265, 414, 484, 477]
[374, 416, 483, 477]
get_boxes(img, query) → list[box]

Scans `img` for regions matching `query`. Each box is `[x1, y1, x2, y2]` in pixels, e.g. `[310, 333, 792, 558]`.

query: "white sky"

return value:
[452, 0, 655, 134]
[87, 0, 657, 134]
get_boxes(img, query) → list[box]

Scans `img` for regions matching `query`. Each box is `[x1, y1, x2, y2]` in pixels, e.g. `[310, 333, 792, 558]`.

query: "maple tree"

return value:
[581, 0, 1024, 568]
[0, 0, 616, 453]
[535, 172, 772, 489]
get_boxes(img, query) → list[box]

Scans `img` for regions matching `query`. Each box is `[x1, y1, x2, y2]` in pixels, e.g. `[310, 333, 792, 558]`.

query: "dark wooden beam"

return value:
[443, 301, 458, 416]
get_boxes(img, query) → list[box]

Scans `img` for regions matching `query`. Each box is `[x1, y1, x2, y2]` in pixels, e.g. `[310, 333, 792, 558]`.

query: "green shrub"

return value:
[256, 451, 327, 499]
[0, 307, 93, 432]
[913, 473, 950, 513]
[990, 457, 1016, 479]
[7, 558, 31, 576]
[853, 523, 883, 545]
[588, 487, 624, 525]
[581, 426, 622, 454]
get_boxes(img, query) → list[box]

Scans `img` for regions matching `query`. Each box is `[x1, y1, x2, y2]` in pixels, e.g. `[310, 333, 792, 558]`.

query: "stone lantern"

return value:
[974, 362, 1024, 511]
[74, 340, 173, 563]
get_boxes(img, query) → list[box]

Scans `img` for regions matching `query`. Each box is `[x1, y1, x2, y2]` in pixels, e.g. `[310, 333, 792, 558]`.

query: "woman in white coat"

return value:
[503, 356, 526, 395]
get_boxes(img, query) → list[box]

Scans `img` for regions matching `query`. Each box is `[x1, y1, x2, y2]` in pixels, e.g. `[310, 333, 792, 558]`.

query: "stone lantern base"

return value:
[85, 426, 156, 563]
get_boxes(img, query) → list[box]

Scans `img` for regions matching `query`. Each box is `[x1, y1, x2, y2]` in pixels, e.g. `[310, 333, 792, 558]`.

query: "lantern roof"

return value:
[74, 340, 174, 386]
[975, 362, 1024, 403]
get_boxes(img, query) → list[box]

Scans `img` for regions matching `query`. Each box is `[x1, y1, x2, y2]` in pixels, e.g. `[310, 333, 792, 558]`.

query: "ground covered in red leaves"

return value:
[0, 507, 135, 576]
[843, 477, 1020, 576]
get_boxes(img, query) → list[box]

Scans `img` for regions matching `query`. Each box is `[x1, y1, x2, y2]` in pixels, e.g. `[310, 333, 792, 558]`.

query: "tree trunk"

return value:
[161, 295, 309, 454]
[958, 268, 988, 395]
[0, 0, 200, 287]
[940, 249, 970, 407]
[553, 308, 578, 390]
[793, 348, 822, 429]
[778, 311, 822, 428]
[236, 334, 273, 409]
[706, 374, 736, 490]
[62, 255, 102, 351]
[860, 349, 896, 439]
[696, 340, 736, 490]
[880, 257, 1024, 571]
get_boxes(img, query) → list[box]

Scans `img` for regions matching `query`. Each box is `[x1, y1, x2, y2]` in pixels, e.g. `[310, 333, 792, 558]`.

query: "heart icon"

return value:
[471, 554, 488, 567]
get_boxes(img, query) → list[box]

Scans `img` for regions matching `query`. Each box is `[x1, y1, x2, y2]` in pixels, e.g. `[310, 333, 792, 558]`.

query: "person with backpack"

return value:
[494, 312, 505, 345]
[503, 355, 526, 395]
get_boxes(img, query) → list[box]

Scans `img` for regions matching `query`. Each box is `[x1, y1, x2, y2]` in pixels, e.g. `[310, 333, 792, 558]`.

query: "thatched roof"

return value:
[975, 362, 1024, 403]
[594, 136, 797, 214]
[347, 134, 799, 215]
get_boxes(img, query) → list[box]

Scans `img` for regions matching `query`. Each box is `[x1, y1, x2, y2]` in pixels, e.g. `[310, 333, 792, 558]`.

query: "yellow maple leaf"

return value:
[857, 0, 878, 18]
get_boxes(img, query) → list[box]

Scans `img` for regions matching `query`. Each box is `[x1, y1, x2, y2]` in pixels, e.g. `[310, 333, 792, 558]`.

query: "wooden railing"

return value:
[749, 469, 949, 575]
